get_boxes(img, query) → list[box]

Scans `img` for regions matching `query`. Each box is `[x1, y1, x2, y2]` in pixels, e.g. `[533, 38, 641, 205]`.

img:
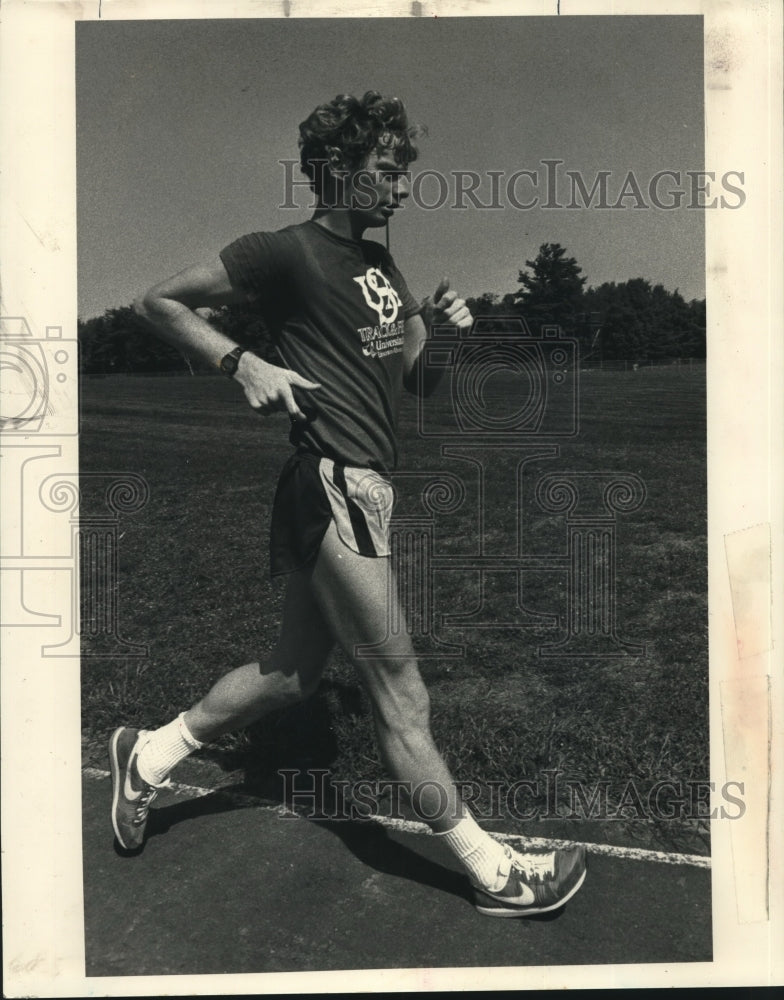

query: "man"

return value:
[110, 91, 586, 918]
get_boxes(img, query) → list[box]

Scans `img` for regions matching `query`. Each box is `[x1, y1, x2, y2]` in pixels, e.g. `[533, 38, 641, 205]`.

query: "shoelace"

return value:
[131, 778, 171, 826]
[132, 787, 158, 826]
[506, 847, 556, 882]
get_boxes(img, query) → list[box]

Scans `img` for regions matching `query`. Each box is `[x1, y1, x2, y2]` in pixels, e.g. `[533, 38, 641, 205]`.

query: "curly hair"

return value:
[298, 91, 422, 195]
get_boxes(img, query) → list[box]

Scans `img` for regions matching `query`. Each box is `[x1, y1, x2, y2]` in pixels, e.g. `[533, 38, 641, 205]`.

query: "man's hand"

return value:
[421, 277, 473, 333]
[234, 352, 321, 421]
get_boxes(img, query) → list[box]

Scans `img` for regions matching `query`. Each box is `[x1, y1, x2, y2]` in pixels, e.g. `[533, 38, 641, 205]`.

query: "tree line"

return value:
[78, 243, 705, 374]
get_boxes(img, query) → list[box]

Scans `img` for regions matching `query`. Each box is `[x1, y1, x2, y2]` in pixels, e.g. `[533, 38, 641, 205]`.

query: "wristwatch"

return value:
[218, 346, 246, 378]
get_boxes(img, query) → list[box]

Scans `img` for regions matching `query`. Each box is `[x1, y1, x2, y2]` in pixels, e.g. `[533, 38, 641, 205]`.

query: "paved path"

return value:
[82, 771, 712, 977]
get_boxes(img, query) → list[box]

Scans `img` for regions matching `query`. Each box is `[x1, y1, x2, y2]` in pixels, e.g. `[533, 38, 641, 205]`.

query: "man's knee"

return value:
[259, 660, 321, 706]
[298, 671, 321, 700]
[265, 641, 328, 696]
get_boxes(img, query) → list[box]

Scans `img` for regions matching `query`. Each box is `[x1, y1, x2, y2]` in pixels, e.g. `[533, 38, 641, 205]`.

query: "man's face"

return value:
[344, 146, 412, 229]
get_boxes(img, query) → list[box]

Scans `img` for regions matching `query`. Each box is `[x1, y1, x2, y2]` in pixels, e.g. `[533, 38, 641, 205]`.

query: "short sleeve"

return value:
[219, 231, 284, 297]
[382, 249, 422, 321]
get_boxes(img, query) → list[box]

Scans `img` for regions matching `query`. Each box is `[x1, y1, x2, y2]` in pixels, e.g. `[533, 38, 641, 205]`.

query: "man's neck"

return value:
[311, 208, 366, 242]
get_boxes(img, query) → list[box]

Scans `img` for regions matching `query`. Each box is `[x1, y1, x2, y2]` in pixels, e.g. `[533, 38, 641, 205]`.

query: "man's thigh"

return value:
[310, 520, 412, 655]
[310, 521, 431, 728]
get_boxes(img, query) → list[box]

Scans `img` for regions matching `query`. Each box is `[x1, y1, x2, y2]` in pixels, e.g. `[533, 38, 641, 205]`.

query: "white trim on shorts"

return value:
[318, 458, 395, 558]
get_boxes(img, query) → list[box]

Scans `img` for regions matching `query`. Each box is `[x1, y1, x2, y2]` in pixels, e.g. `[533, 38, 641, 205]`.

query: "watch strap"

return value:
[219, 346, 246, 378]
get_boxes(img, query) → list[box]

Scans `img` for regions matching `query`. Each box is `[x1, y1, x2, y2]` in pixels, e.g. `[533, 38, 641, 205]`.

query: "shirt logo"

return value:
[353, 267, 403, 325]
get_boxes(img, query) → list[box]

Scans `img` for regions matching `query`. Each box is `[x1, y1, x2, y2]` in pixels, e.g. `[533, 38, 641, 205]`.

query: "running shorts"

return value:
[269, 451, 395, 577]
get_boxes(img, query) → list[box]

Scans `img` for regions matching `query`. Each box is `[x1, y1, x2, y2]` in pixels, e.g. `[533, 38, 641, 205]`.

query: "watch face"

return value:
[220, 349, 242, 376]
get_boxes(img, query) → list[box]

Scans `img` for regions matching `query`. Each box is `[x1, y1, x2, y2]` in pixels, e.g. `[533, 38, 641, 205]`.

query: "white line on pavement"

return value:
[84, 766, 711, 869]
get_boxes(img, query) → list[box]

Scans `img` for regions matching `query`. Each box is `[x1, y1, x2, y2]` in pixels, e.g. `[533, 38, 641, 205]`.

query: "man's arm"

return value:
[133, 259, 247, 366]
[403, 278, 473, 396]
[134, 259, 320, 420]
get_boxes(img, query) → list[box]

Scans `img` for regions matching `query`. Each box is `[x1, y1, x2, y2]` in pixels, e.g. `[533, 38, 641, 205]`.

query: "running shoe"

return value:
[472, 843, 587, 917]
[109, 727, 168, 850]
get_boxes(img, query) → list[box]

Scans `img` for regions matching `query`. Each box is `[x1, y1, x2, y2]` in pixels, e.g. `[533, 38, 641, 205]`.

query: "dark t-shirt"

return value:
[220, 220, 421, 473]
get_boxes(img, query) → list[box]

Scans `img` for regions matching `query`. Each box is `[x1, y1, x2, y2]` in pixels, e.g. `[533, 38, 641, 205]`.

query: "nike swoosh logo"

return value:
[501, 882, 536, 906]
[478, 877, 536, 906]
[124, 759, 143, 801]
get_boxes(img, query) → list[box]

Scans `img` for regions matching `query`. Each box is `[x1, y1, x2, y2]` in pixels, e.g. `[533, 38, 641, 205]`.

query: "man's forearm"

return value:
[403, 309, 451, 398]
[403, 346, 447, 397]
[133, 294, 239, 371]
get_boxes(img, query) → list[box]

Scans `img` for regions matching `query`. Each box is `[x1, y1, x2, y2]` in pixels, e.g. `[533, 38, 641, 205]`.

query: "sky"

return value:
[76, 15, 705, 319]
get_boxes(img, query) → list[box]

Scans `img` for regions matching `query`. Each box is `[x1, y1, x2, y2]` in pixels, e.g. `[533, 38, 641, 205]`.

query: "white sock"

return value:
[136, 712, 204, 785]
[436, 814, 510, 891]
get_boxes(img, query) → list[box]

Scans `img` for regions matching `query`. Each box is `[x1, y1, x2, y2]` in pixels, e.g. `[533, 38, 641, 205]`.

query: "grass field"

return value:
[79, 364, 707, 849]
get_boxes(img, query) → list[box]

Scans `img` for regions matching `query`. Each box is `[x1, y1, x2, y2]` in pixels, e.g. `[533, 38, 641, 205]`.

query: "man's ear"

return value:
[325, 146, 348, 178]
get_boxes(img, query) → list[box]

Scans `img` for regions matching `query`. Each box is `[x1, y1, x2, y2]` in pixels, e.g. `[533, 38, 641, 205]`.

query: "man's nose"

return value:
[395, 173, 411, 201]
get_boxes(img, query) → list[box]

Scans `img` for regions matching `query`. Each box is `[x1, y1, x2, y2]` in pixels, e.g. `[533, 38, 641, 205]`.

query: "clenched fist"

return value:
[421, 277, 473, 333]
